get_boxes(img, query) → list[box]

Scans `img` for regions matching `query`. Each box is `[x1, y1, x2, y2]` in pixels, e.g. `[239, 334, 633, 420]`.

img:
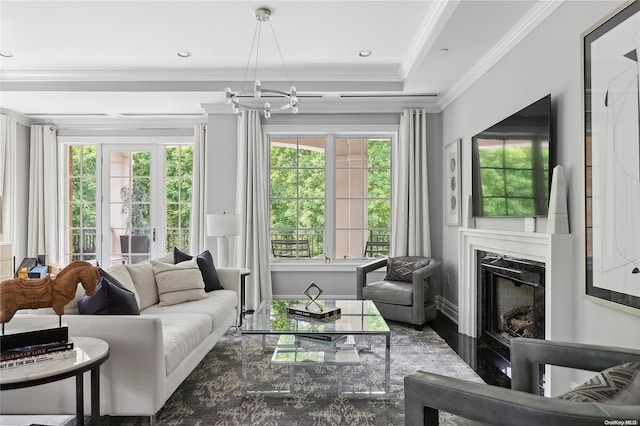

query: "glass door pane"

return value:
[103, 146, 158, 265]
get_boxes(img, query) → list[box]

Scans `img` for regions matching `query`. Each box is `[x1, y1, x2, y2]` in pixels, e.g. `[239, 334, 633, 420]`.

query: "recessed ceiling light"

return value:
[177, 51, 191, 58]
[358, 50, 372, 58]
[439, 48, 449, 54]
[0, 52, 13, 58]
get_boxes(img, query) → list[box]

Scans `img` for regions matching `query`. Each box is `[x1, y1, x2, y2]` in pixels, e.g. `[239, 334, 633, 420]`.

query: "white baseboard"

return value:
[436, 295, 458, 324]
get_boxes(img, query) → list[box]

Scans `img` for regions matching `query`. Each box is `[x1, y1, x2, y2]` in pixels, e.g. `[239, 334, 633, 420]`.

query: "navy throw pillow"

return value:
[78, 269, 140, 315]
[174, 247, 223, 292]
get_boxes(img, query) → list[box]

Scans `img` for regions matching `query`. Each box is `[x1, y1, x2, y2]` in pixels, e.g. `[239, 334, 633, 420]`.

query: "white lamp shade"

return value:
[207, 213, 241, 237]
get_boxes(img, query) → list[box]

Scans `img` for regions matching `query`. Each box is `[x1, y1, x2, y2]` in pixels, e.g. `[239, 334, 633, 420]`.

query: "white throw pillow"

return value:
[126, 263, 159, 310]
[151, 259, 207, 306]
[63, 283, 86, 314]
[104, 264, 141, 308]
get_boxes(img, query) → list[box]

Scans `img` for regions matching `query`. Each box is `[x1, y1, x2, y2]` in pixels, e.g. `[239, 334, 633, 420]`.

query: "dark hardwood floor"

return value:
[430, 314, 511, 389]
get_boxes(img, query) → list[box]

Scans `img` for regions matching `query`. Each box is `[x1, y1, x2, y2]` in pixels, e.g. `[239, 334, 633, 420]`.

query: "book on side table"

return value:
[0, 324, 75, 369]
[0, 347, 76, 369]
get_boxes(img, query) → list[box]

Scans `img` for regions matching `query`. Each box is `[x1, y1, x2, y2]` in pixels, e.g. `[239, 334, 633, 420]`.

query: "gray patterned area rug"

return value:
[99, 322, 483, 426]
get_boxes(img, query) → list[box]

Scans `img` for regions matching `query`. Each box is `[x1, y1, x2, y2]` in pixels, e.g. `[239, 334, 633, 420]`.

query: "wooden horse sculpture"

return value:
[0, 261, 100, 326]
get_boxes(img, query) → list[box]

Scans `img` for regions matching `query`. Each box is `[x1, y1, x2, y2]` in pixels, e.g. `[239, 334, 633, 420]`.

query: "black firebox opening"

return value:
[478, 253, 546, 363]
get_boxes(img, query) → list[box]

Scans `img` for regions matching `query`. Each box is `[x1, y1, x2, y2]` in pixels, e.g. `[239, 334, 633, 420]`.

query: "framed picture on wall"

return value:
[444, 138, 461, 226]
[584, 1, 640, 313]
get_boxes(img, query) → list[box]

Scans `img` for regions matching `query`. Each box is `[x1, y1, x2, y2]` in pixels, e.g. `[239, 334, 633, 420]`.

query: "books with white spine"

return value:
[0, 348, 76, 369]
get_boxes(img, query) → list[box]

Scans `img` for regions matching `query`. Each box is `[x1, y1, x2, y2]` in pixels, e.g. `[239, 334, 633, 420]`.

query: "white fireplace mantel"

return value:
[458, 228, 574, 395]
[458, 228, 573, 339]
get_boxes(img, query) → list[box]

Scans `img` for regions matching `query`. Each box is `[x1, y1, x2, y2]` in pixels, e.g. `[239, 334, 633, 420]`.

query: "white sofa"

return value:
[0, 255, 240, 424]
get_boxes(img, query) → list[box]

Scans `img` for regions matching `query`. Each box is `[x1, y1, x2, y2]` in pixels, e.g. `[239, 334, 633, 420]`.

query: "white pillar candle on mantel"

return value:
[546, 165, 569, 234]
[465, 194, 475, 228]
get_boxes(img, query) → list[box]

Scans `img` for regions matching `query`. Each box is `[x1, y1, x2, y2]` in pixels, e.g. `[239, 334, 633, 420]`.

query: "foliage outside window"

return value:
[64, 143, 193, 265]
[118, 152, 151, 236]
[270, 137, 326, 258]
[64, 145, 97, 263]
[269, 136, 391, 260]
[165, 146, 193, 253]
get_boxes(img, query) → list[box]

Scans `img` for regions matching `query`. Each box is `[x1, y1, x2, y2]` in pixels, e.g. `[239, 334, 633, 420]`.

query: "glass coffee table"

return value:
[241, 299, 390, 397]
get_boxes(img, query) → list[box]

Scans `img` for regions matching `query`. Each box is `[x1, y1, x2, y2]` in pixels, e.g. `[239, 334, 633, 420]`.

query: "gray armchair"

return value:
[404, 338, 640, 425]
[356, 256, 441, 328]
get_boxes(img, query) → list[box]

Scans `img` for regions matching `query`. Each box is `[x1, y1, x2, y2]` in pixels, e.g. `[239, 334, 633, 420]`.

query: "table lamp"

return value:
[207, 213, 241, 267]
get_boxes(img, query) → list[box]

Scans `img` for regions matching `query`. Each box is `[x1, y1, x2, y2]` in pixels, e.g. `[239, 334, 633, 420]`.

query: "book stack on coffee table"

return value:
[0, 325, 75, 369]
[286, 304, 341, 320]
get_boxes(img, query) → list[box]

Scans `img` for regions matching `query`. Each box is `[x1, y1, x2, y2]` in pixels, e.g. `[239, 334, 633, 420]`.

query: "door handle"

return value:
[152, 228, 156, 242]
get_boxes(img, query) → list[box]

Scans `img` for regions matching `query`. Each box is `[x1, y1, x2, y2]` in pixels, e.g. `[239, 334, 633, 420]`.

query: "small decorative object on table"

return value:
[0, 261, 100, 370]
[303, 282, 323, 311]
[286, 282, 341, 320]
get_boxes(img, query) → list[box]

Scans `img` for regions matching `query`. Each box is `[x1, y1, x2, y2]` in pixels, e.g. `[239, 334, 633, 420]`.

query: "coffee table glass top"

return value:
[243, 300, 390, 335]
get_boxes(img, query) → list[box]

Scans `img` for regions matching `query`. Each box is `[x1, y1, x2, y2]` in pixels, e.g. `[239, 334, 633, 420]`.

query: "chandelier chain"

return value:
[267, 18, 293, 86]
[225, 7, 298, 118]
[241, 20, 260, 94]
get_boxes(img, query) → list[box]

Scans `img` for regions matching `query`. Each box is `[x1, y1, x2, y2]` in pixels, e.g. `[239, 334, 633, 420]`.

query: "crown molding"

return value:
[437, 0, 565, 110]
[23, 114, 206, 128]
[401, 0, 461, 79]
[0, 64, 403, 84]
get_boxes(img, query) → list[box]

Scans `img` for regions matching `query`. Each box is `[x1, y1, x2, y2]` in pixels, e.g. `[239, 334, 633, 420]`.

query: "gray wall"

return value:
[205, 114, 239, 263]
[440, 0, 639, 347]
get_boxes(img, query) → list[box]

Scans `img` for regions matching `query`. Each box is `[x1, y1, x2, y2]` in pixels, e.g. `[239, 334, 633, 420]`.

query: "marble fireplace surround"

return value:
[458, 228, 573, 395]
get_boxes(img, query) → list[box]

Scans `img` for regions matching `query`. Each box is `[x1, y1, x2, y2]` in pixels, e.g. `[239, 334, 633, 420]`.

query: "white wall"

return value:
[440, 0, 639, 347]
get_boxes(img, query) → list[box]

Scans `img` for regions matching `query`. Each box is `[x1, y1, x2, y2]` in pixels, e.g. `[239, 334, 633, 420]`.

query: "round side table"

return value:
[1, 336, 110, 426]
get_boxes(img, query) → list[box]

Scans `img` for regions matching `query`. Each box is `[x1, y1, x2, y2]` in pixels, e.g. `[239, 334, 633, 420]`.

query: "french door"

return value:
[101, 145, 162, 265]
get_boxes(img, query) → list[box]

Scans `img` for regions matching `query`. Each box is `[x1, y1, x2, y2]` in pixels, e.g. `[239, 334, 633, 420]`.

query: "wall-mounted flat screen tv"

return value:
[471, 94, 553, 218]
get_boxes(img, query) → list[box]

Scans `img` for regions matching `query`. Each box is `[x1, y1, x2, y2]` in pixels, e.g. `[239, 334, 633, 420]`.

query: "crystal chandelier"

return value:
[225, 8, 298, 118]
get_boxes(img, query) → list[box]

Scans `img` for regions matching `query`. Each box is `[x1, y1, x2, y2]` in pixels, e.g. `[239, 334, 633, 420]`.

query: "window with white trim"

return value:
[269, 134, 391, 260]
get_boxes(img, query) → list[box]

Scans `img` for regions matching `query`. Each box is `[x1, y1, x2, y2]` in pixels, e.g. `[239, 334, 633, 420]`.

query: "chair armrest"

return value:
[511, 338, 640, 393]
[216, 267, 241, 322]
[404, 370, 638, 426]
[355, 258, 388, 299]
[357, 258, 388, 275]
[217, 267, 241, 294]
[412, 259, 441, 284]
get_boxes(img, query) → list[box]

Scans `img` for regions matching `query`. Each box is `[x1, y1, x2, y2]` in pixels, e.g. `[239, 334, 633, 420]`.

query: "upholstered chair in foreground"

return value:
[356, 256, 441, 329]
[404, 338, 640, 425]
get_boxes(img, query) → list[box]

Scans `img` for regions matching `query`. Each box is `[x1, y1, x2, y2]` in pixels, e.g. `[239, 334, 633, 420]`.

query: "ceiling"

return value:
[0, 0, 563, 124]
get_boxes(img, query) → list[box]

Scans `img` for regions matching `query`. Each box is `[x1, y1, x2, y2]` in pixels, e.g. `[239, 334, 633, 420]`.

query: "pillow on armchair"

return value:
[385, 257, 431, 282]
[556, 361, 640, 404]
